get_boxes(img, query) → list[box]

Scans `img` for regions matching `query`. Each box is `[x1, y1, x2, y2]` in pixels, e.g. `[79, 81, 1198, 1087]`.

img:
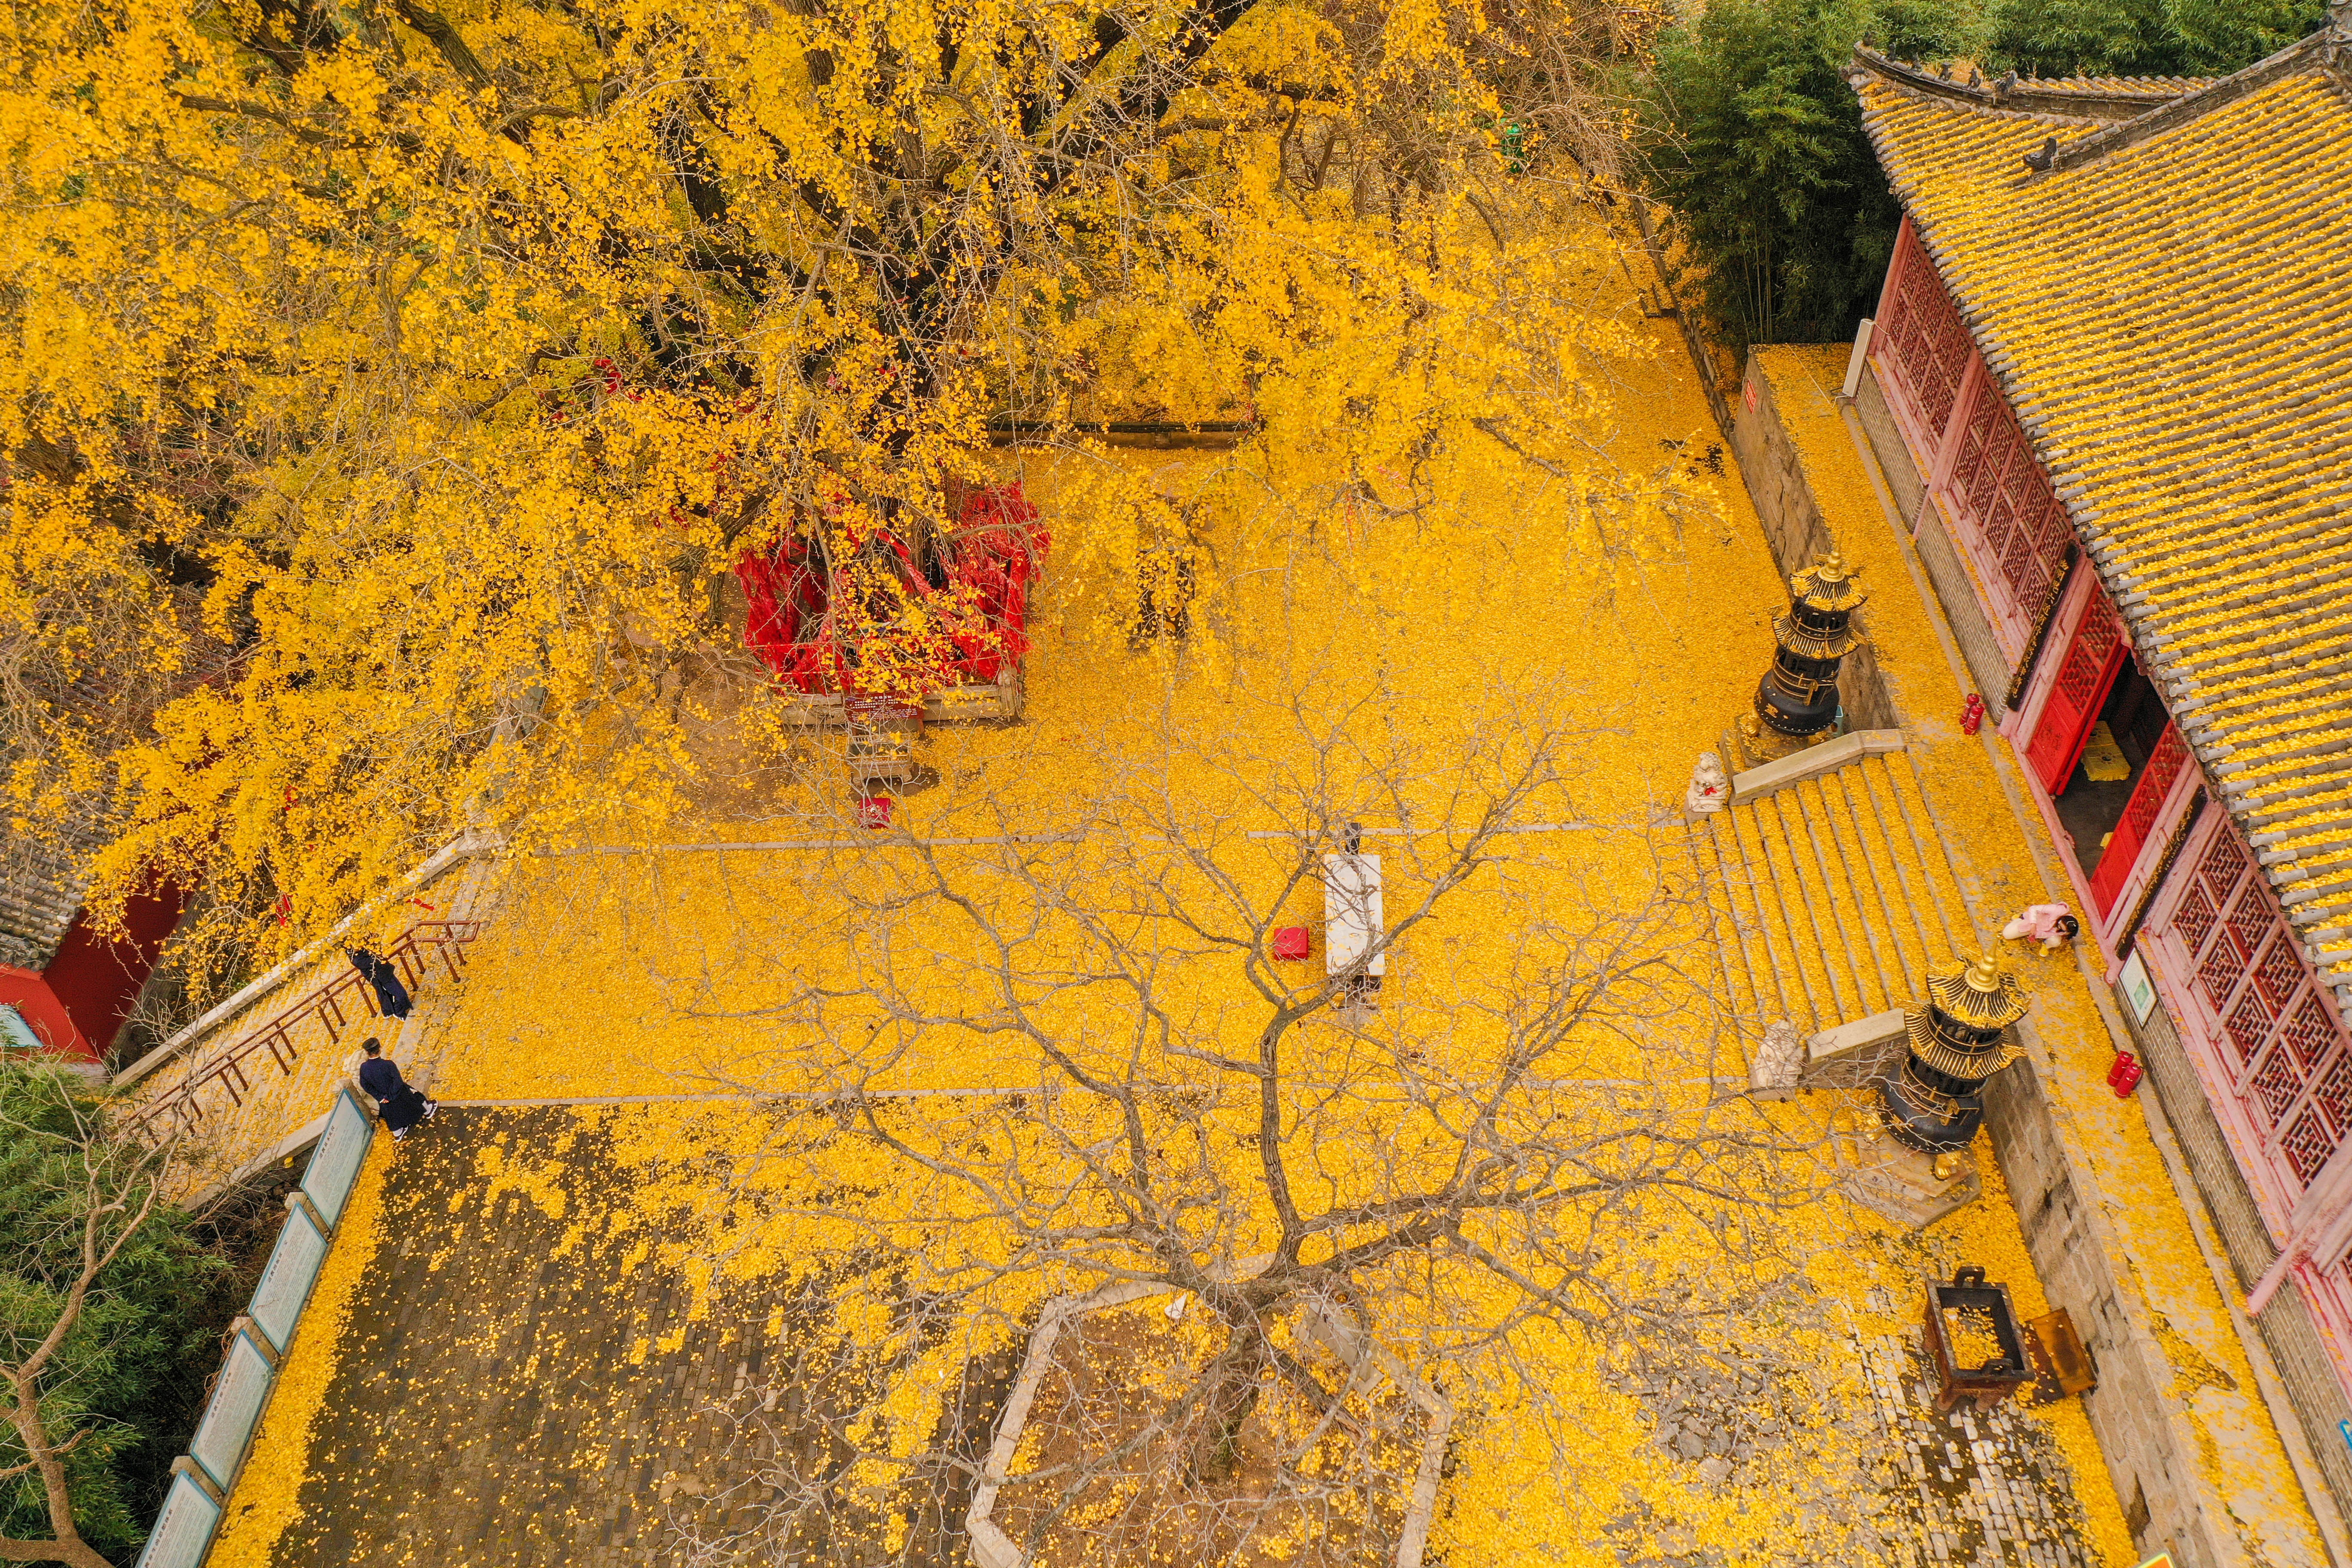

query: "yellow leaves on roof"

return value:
[1855, 65, 2352, 981]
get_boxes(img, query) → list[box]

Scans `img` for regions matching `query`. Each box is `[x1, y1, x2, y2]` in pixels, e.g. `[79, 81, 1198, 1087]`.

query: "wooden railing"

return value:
[122, 921, 484, 1146]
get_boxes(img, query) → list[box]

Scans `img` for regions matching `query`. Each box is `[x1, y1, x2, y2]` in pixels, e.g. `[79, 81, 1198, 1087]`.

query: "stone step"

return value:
[1689, 747, 1985, 1042]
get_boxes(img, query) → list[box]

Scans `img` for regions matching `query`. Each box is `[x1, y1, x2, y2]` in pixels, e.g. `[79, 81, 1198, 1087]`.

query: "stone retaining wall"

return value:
[1849, 363, 2018, 722]
[1983, 1047, 2235, 1566]
[1727, 364, 1899, 734]
[1732, 344, 2340, 1568]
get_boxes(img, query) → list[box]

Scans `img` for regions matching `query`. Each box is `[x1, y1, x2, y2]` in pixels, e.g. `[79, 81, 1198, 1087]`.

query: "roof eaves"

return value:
[1849, 48, 2199, 121]
[1850, 34, 2352, 1014]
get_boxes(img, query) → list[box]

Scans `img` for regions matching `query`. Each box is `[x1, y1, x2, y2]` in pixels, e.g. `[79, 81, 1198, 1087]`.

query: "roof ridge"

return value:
[1851, 75, 2104, 132]
[1849, 47, 2199, 121]
[2030, 26, 2344, 174]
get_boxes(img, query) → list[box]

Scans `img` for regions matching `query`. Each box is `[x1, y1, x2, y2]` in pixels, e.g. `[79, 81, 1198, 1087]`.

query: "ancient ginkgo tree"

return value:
[642, 676, 1830, 1565]
[3, 0, 1668, 1007]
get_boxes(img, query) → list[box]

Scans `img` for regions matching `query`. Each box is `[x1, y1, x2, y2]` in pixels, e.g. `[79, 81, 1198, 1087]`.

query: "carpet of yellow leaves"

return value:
[1757, 343, 2322, 1565]
[206, 237, 2219, 1568]
[210, 1141, 392, 1567]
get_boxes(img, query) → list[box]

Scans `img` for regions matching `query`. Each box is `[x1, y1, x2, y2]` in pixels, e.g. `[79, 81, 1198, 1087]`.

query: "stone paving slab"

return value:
[238, 1113, 2117, 1568]
[253, 1107, 992, 1567]
[1601, 1276, 2103, 1568]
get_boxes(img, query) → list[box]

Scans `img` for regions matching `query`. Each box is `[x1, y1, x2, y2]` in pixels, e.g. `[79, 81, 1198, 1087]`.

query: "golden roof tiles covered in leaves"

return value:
[2020, 72, 2219, 97]
[1848, 28, 2352, 1002]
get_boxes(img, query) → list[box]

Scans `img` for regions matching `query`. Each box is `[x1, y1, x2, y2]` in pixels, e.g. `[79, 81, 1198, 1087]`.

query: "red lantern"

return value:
[2107, 1050, 2142, 1097]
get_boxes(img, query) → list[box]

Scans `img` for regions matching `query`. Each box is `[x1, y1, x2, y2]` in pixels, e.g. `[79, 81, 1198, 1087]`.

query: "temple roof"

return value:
[1848, 27, 2352, 999]
[2017, 72, 2219, 95]
[0, 825, 103, 974]
[1, 661, 115, 973]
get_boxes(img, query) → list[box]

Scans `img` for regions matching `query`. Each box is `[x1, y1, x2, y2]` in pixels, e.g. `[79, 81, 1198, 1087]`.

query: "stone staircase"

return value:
[1684, 733, 2001, 1224]
[1684, 734, 1988, 1043]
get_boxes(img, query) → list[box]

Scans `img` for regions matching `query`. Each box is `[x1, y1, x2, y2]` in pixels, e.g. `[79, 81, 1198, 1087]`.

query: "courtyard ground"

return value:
[195, 217, 2316, 1567]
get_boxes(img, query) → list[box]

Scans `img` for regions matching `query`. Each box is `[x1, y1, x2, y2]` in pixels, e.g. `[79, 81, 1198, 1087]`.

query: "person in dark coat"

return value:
[357, 1037, 437, 1140]
[347, 947, 413, 1020]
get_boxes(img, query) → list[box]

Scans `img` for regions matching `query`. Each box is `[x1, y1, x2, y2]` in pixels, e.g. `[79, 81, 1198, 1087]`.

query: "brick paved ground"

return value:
[260, 1107, 1008, 1568]
[257, 1107, 2105, 1568]
[1603, 1291, 2101, 1568]
[1851, 1307, 2096, 1568]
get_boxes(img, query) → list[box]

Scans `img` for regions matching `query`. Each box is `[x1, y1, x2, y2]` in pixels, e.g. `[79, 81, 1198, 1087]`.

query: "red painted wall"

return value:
[0, 965, 93, 1060]
[39, 884, 188, 1064]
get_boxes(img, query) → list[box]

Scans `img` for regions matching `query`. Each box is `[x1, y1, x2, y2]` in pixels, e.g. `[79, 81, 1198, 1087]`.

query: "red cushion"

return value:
[1271, 926, 1311, 961]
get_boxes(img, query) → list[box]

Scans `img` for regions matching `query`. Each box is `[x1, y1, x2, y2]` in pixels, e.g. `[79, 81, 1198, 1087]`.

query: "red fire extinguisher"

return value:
[1961, 693, 1986, 736]
[2107, 1050, 2143, 1097]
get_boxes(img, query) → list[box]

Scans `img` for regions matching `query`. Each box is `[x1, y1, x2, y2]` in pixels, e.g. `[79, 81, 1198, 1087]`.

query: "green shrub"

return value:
[0, 1066, 235, 1561]
[1639, 0, 2330, 349]
[1638, 0, 1968, 347]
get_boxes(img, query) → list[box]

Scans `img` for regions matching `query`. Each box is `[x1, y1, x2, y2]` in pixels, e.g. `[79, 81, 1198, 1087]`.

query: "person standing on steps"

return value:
[347, 946, 413, 1021]
[357, 1037, 438, 1141]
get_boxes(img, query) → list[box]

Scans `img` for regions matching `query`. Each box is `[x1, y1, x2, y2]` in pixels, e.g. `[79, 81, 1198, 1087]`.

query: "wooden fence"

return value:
[121, 921, 483, 1146]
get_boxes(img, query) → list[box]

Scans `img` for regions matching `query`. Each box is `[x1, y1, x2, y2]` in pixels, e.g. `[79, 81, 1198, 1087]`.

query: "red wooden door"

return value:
[2025, 591, 2129, 794]
[2088, 723, 2190, 916]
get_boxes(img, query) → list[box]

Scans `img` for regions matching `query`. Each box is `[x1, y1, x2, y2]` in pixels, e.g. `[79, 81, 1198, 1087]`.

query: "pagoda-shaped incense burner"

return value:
[1726, 553, 1865, 770]
[1880, 954, 2030, 1153]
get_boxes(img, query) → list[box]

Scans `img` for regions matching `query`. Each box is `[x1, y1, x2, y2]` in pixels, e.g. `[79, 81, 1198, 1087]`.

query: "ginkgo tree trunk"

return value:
[650, 668, 1832, 1563]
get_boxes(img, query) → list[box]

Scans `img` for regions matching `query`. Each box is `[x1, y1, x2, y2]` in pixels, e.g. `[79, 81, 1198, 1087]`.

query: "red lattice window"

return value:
[2253, 1048, 2306, 1123]
[2124, 728, 2190, 842]
[2315, 1052, 2352, 1130]
[1874, 229, 1972, 441]
[2174, 884, 2218, 952]
[1945, 371, 2072, 645]
[2284, 1109, 2337, 1184]
[2000, 524, 2041, 594]
[2288, 995, 2342, 1068]
[2204, 830, 2249, 900]
[2201, 939, 2246, 1011]
[2024, 590, 2130, 796]
[1985, 489, 2021, 556]
[2089, 720, 2197, 919]
[2054, 597, 2123, 711]
[2230, 988, 2280, 1060]
[2029, 494, 2072, 577]
[2229, 888, 2275, 962]
[2164, 814, 2352, 1192]
[1960, 411, 2008, 516]
[2258, 935, 2306, 1010]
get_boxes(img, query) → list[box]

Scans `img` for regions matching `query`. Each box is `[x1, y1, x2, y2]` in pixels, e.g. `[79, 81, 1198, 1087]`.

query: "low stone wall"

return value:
[2123, 976, 2352, 1519]
[1911, 498, 2020, 721]
[1984, 1045, 2235, 1567]
[1853, 363, 1926, 521]
[1729, 360, 1900, 733]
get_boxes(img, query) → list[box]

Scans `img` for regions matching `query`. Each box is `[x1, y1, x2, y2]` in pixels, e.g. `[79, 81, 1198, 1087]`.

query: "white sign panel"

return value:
[190, 1331, 275, 1491]
[2119, 949, 2157, 1026]
[1323, 854, 1386, 977]
[135, 1472, 221, 1568]
[302, 1089, 375, 1227]
[248, 1206, 330, 1355]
